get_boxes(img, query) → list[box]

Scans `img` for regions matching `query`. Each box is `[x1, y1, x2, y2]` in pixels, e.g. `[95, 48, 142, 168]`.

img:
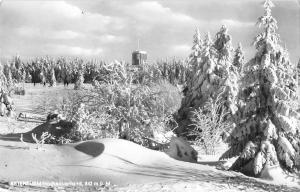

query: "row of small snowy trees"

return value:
[0, 57, 106, 88]
[297, 59, 300, 85]
[1, 56, 189, 89]
[177, 0, 300, 176]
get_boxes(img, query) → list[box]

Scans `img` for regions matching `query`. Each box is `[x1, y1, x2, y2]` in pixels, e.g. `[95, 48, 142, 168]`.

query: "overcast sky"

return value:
[0, 0, 299, 63]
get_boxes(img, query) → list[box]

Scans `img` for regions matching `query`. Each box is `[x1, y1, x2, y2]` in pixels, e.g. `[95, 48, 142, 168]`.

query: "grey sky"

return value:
[0, 0, 299, 63]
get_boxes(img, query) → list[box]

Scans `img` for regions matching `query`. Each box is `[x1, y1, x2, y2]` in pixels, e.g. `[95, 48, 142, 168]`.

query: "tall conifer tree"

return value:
[221, 0, 300, 176]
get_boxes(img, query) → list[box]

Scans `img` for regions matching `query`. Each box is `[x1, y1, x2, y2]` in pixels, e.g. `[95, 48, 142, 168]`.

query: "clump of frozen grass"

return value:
[31, 132, 54, 150]
[20, 134, 30, 150]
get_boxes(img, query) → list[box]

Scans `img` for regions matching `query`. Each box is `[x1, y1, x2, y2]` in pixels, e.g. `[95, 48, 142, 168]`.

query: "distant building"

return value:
[132, 50, 147, 65]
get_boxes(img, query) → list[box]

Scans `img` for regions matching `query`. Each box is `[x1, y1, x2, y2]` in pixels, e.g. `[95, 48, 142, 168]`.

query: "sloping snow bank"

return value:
[0, 138, 299, 189]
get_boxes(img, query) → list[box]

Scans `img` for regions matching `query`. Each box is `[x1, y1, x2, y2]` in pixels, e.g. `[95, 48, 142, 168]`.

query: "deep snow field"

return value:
[0, 84, 299, 192]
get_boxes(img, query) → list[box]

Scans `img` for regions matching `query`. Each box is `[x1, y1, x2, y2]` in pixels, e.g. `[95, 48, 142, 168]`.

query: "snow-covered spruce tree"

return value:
[10, 56, 23, 83]
[5, 65, 14, 94]
[0, 61, 15, 117]
[214, 25, 232, 61]
[191, 27, 203, 60]
[0, 62, 8, 92]
[25, 71, 32, 83]
[74, 67, 84, 90]
[213, 25, 239, 116]
[176, 26, 238, 136]
[176, 30, 206, 135]
[185, 27, 203, 89]
[0, 62, 7, 116]
[297, 58, 300, 85]
[49, 68, 56, 87]
[221, 0, 300, 176]
[233, 43, 245, 73]
[70, 103, 95, 141]
[74, 60, 84, 90]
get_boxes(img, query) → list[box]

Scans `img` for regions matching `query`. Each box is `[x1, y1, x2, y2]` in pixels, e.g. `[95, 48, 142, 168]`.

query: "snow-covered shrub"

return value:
[90, 75, 177, 146]
[150, 79, 182, 114]
[67, 103, 115, 141]
[14, 86, 25, 95]
[55, 91, 117, 141]
[190, 90, 234, 155]
[51, 61, 180, 147]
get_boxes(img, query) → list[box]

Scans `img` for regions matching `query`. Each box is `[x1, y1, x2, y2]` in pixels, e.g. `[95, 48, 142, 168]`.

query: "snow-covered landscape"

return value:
[0, 0, 300, 191]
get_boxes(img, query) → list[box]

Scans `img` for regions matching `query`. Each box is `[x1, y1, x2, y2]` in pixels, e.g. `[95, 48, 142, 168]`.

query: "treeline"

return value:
[0, 56, 190, 87]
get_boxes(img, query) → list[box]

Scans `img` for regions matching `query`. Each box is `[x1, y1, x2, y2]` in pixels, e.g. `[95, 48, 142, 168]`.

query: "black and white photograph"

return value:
[0, 0, 299, 191]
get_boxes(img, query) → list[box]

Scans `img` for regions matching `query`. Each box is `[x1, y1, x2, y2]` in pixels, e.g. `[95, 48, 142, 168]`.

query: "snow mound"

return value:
[0, 138, 299, 190]
[166, 137, 198, 163]
[260, 164, 284, 181]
